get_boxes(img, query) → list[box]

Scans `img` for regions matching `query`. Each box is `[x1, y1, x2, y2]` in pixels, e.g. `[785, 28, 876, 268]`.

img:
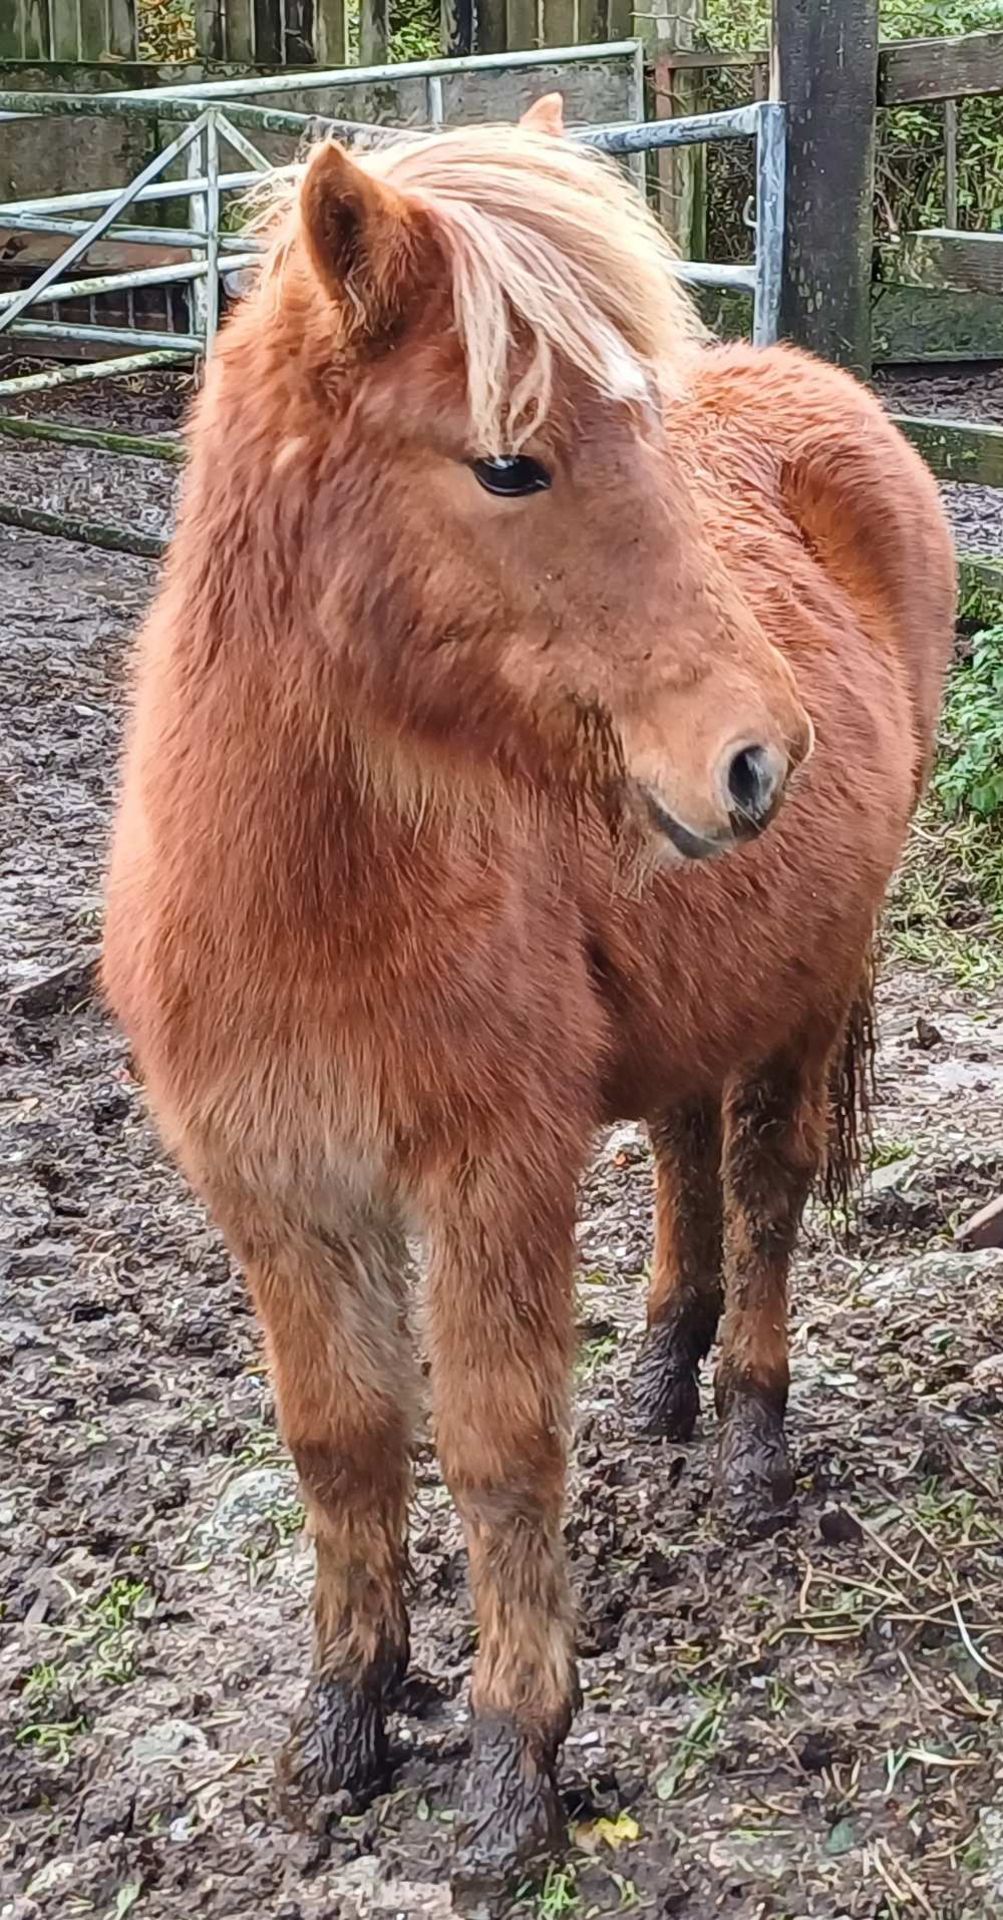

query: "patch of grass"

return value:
[888, 801, 1003, 988]
[83, 1578, 152, 1686]
[234, 1422, 286, 1470]
[15, 1717, 84, 1764]
[21, 1661, 62, 1713]
[516, 1863, 581, 1917]
[889, 629, 1003, 985]
[577, 1331, 618, 1381]
[654, 1683, 730, 1802]
[17, 1578, 153, 1754]
[869, 1136, 915, 1170]
[242, 1492, 306, 1585]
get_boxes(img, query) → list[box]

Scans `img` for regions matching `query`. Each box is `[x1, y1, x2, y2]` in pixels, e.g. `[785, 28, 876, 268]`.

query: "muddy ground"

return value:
[2, 368, 1003, 1920]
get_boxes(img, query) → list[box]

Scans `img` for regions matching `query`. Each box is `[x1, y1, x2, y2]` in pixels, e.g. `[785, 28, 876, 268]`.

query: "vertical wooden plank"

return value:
[224, 0, 256, 60]
[358, 0, 389, 64]
[608, 0, 633, 34]
[79, 0, 108, 57]
[541, 0, 576, 48]
[771, 0, 879, 373]
[29, 0, 52, 55]
[944, 97, 959, 227]
[651, 0, 706, 260]
[313, 0, 347, 63]
[506, 0, 538, 54]
[476, 0, 507, 54]
[0, 0, 19, 57]
[580, 0, 610, 44]
[253, 0, 282, 63]
[285, 0, 312, 62]
[106, 0, 137, 57]
[195, 0, 222, 59]
[441, 0, 473, 57]
[49, 0, 79, 57]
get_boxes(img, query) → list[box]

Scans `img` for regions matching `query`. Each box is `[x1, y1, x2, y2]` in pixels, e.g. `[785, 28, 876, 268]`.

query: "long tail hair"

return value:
[823, 949, 878, 1217]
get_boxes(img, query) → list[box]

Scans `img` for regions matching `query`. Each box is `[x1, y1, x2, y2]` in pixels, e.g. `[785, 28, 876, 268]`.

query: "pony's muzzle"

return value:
[633, 711, 813, 862]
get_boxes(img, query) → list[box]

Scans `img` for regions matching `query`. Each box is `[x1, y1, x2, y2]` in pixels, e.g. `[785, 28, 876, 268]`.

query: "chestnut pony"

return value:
[103, 97, 954, 1877]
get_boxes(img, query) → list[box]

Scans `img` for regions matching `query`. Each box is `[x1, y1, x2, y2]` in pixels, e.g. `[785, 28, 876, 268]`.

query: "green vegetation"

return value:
[936, 626, 1003, 821]
[15, 1576, 154, 1765]
[884, 613, 1003, 984]
[137, 0, 197, 62]
[653, 1683, 730, 1801]
[889, 634, 1003, 987]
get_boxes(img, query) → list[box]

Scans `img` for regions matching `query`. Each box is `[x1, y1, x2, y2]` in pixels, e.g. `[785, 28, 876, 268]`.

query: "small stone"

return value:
[26, 1859, 76, 1899]
[971, 1353, 1003, 1392]
[8, 947, 99, 1020]
[955, 1191, 1003, 1252]
[129, 1718, 210, 1769]
[797, 1728, 840, 1773]
[605, 1123, 646, 1166]
[911, 1017, 943, 1051]
[819, 1504, 863, 1547]
[194, 1464, 298, 1558]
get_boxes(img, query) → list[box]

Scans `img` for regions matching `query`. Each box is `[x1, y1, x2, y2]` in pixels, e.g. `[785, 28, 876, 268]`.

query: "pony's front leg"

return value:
[422, 1152, 579, 1884]
[223, 1187, 415, 1807]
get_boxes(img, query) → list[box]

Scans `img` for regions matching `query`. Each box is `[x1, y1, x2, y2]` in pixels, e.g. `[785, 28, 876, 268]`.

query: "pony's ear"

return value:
[298, 140, 427, 332]
[519, 93, 565, 137]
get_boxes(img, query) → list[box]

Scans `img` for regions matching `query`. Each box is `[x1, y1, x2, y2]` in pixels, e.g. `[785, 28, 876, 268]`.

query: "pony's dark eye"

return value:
[470, 455, 551, 498]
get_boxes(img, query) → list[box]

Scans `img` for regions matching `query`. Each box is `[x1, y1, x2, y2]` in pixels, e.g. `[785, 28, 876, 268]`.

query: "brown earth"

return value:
[2, 376, 1003, 1920]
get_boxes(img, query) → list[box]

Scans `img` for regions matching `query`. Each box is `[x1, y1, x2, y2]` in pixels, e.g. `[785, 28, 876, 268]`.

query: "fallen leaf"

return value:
[575, 1811, 641, 1853]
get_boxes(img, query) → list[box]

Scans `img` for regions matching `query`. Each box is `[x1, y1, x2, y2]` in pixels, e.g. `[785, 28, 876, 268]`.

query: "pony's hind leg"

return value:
[222, 1184, 415, 1808]
[715, 1051, 830, 1533]
[422, 1149, 579, 1884]
[630, 1101, 724, 1439]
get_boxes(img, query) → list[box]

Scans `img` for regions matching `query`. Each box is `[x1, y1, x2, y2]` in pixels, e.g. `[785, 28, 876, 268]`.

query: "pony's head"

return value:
[230, 96, 811, 857]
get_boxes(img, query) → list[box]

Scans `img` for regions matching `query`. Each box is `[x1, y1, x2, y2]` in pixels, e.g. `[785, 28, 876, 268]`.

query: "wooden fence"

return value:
[0, 0, 637, 69]
[0, 0, 135, 59]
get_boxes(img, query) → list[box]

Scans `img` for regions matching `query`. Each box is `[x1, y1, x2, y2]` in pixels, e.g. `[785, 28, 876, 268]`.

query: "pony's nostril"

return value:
[724, 743, 785, 832]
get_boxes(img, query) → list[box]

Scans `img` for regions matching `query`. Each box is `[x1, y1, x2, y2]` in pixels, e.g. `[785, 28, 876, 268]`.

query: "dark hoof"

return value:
[452, 1715, 565, 1901]
[715, 1394, 795, 1540]
[629, 1325, 700, 1440]
[277, 1675, 390, 1813]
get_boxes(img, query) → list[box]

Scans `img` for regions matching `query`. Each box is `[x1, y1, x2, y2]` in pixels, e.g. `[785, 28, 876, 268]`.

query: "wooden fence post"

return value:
[314, 0, 349, 66]
[771, 0, 879, 373]
[358, 0, 389, 65]
[194, 0, 222, 58]
[651, 0, 707, 260]
[441, 0, 474, 57]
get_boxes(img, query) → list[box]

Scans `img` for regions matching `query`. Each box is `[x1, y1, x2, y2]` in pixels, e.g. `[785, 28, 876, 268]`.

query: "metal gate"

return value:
[0, 41, 786, 555]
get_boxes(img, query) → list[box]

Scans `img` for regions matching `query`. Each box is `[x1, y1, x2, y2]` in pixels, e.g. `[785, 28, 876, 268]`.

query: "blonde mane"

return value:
[258, 123, 703, 452]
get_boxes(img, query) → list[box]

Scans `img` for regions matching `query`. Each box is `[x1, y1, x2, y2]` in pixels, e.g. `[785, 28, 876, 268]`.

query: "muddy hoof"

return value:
[629, 1326, 700, 1440]
[715, 1395, 795, 1539]
[452, 1715, 564, 1900]
[277, 1675, 390, 1811]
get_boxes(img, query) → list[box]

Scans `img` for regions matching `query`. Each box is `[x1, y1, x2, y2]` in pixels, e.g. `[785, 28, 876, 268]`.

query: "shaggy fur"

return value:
[103, 97, 955, 1871]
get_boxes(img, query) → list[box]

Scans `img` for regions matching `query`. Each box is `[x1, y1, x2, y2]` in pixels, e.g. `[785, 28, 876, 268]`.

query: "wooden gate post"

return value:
[771, 0, 879, 373]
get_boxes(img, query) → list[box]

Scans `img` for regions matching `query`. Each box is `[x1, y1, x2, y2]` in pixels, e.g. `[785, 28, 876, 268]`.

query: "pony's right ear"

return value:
[298, 140, 427, 334]
[519, 93, 565, 137]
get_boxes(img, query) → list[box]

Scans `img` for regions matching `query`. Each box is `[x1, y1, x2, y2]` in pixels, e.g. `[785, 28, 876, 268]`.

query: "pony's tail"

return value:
[823, 950, 878, 1219]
